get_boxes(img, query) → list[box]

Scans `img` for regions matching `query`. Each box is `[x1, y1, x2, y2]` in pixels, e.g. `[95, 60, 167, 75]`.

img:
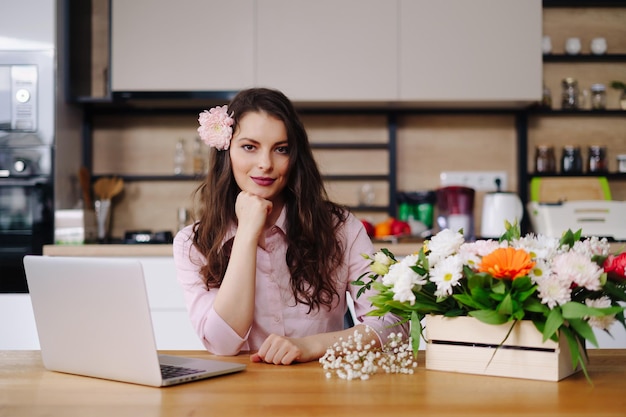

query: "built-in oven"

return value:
[0, 50, 55, 293]
[0, 175, 53, 293]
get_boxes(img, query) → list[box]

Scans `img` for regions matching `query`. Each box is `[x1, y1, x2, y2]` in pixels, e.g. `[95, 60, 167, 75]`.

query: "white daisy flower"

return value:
[429, 254, 464, 297]
[382, 255, 427, 305]
[427, 229, 464, 267]
[513, 233, 560, 260]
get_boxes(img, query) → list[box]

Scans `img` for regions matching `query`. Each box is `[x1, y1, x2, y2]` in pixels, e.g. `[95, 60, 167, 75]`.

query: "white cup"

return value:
[565, 37, 581, 55]
[542, 36, 552, 54]
[590, 37, 607, 55]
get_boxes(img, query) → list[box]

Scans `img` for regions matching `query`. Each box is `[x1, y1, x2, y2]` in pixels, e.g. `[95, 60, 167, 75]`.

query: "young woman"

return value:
[173, 88, 408, 365]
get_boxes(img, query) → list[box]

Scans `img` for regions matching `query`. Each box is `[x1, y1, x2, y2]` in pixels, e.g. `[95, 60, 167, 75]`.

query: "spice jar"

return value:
[561, 145, 583, 174]
[561, 78, 580, 110]
[535, 145, 556, 174]
[588, 145, 608, 173]
[617, 154, 626, 173]
[590, 84, 607, 110]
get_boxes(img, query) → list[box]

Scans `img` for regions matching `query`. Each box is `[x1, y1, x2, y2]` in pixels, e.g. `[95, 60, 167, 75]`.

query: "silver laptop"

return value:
[23, 255, 245, 387]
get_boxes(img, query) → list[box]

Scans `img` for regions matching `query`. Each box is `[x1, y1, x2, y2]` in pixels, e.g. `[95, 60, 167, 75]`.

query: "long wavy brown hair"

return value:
[191, 88, 347, 312]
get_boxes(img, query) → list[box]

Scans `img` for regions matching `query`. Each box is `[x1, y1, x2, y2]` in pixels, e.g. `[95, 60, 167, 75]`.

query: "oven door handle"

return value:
[0, 177, 50, 187]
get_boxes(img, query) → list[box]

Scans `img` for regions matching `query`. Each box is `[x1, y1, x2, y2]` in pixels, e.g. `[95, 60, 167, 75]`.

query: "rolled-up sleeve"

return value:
[343, 216, 410, 344]
[173, 226, 250, 355]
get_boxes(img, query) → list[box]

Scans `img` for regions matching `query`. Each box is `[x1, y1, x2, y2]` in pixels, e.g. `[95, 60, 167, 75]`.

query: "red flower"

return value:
[603, 253, 626, 280]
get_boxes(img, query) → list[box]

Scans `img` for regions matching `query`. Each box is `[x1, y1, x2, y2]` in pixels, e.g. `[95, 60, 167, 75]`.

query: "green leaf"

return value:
[560, 325, 591, 384]
[543, 308, 564, 342]
[453, 293, 488, 310]
[568, 318, 599, 348]
[491, 280, 506, 295]
[603, 281, 626, 302]
[410, 312, 422, 353]
[561, 301, 624, 319]
[523, 297, 549, 314]
[497, 293, 514, 316]
[468, 309, 509, 325]
[610, 80, 626, 91]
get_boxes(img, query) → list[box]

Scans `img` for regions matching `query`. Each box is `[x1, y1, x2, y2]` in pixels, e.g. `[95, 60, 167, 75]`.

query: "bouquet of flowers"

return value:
[353, 223, 626, 380]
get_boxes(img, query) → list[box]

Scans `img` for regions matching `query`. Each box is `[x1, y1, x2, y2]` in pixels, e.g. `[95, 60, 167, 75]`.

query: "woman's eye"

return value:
[276, 146, 289, 154]
[242, 144, 255, 151]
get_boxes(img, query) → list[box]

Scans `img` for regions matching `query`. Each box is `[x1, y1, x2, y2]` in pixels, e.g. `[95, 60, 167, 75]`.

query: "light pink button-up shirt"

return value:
[173, 208, 409, 355]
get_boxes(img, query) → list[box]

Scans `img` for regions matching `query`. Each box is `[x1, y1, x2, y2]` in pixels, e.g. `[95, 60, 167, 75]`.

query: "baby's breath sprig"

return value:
[319, 327, 417, 380]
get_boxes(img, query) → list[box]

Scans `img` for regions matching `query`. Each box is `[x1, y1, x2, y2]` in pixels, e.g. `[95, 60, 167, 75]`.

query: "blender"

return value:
[436, 186, 475, 240]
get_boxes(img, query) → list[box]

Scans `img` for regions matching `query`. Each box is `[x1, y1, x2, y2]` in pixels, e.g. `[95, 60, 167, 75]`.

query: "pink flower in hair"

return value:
[197, 105, 234, 150]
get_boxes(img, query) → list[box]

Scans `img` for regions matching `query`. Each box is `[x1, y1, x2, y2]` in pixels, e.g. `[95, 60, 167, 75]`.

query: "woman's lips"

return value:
[251, 176, 275, 186]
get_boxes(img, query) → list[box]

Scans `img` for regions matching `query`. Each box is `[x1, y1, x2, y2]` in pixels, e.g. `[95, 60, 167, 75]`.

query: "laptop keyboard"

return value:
[160, 364, 204, 379]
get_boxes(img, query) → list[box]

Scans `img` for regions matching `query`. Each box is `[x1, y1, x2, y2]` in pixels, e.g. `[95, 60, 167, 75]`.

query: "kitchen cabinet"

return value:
[110, 0, 255, 92]
[103, 0, 542, 105]
[399, 0, 542, 106]
[256, 0, 398, 102]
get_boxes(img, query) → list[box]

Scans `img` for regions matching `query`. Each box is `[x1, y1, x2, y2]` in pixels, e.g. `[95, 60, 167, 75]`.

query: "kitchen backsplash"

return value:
[89, 112, 626, 239]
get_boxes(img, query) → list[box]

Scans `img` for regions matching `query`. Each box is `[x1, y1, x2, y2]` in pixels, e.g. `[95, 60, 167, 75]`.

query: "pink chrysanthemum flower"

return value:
[197, 105, 234, 151]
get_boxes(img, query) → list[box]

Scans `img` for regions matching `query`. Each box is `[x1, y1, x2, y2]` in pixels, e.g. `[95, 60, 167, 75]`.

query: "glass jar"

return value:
[590, 84, 607, 110]
[588, 146, 608, 173]
[561, 78, 580, 110]
[541, 84, 552, 108]
[617, 154, 626, 173]
[535, 145, 556, 174]
[561, 145, 583, 174]
[173, 138, 186, 175]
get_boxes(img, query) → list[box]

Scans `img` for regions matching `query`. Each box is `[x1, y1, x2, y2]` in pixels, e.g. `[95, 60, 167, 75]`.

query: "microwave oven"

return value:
[0, 64, 38, 132]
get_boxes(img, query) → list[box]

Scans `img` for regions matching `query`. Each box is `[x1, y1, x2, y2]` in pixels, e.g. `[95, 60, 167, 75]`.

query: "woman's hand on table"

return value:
[249, 334, 316, 365]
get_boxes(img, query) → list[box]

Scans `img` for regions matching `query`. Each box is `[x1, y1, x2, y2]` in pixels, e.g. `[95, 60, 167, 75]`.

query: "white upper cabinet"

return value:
[399, 0, 542, 106]
[109, 0, 541, 105]
[256, 0, 398, 102]
[110, 0, 255, 92]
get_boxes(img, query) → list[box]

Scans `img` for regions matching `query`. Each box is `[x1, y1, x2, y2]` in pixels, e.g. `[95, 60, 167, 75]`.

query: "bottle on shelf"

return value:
[561, 145, 583, 174]
[535, 145, 556, 174]
[174, 138, 186, 175]
[561, 78, 581, 110]
[192, 136, 206, 176]
[588, 145, 608, 173]
[590, 84, 607, 110]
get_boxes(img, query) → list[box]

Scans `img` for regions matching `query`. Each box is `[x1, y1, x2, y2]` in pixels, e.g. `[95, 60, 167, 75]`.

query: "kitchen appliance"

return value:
[124, 230, 173, 244]
[481, 191, 523, 238]
[527, 201, 626, 241]
[0, 50, 55, 293]
[436, 186, 475, 240]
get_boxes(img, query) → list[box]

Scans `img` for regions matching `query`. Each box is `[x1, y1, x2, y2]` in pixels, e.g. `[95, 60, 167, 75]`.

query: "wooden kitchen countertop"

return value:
[43, 241, 422, 257]
[43, 240, 624, 258]
[43, 244, 175, 257]
[2, 349, 626, 417]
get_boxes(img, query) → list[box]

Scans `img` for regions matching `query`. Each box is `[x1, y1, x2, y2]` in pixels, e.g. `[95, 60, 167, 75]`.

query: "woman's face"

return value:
[229, 111, 290, 204]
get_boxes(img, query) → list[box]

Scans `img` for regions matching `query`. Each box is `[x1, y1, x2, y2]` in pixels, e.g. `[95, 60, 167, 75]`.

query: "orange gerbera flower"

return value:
[478, 247, 535, 280]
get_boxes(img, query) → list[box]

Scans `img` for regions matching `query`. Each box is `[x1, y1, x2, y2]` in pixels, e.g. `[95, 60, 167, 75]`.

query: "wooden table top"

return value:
[1, 350, 625, 416]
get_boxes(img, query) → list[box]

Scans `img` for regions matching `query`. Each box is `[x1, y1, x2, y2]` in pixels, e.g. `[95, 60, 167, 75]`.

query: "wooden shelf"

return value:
[543, 54, 626, 63]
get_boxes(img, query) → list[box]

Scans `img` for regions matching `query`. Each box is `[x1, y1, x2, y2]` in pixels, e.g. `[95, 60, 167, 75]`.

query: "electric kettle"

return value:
[480, 184, 523, 239]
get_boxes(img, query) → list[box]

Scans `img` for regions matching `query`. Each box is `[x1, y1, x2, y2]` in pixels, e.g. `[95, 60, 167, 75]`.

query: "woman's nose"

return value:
[257, 151, 273, 170]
